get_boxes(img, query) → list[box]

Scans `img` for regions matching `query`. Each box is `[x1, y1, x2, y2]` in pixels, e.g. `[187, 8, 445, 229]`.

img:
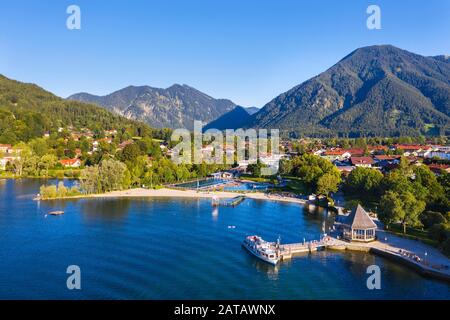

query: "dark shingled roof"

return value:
[344, 204, 377, 229]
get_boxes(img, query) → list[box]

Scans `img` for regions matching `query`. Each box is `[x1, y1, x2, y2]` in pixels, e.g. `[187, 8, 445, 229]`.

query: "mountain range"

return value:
[68, 45, 450, 137]
[68, 84, 236, 130]
[203, 106, 259, 131]
[4, 44, 450, 138]
[244, 45, 450, 137]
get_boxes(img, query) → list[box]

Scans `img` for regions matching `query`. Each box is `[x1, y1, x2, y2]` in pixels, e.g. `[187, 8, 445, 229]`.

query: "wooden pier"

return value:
[279, 240, 327, 260]
[213, 196, 246, 207]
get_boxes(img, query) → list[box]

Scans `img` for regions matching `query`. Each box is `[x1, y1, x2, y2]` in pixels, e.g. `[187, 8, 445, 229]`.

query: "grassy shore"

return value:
[386, 223, 439, 247]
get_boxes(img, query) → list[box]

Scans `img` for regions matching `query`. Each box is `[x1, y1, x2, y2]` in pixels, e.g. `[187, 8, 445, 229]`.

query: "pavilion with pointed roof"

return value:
[342, 204, 377, 242]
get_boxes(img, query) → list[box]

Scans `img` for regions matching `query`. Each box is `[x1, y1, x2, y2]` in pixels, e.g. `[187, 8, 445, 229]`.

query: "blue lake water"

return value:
[0, 179, 449, 300]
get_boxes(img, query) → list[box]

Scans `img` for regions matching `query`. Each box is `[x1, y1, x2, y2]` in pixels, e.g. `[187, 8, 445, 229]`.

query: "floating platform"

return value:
[213, 196, 246, 207]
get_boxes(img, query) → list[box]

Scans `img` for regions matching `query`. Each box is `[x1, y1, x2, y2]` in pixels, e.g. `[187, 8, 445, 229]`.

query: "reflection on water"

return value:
[304, 204, 335, 234]
[79, 199, 131, 222]
[211, 207, 219, 220]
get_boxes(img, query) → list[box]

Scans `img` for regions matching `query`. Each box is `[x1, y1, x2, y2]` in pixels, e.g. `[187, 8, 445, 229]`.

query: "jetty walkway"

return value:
[277, 236, 450, 282]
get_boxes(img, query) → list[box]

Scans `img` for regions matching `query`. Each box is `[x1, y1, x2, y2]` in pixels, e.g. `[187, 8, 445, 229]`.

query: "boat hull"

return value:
[242, 242, 279, 265]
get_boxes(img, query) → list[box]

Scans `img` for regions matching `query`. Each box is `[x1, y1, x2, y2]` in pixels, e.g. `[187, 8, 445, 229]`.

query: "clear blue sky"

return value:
[0, 0, 449, 107]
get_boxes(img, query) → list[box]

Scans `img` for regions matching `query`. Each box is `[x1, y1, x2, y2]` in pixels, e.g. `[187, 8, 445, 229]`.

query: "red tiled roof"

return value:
[428, 164, 450, 173]
[368, 145, 388, 151]
[374, 155, 399, 161]
[324, 149, 346, 156]
[350, 157, 374, 165]
[394, 144, 423, 150]
[59, 159, 81, 166]
[343, 149, 365, 156]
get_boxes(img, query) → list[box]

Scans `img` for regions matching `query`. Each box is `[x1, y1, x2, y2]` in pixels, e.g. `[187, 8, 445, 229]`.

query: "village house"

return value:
[105, 130, 118, 136]
[322, 149, 351, 161]
[92, 140, 99, 152]
[0, 144, 12, 154]
[368, 145, 388, 154]
[350, 157, 374, 168]
[394, 144, 423, 157]
[59, 159, 82, 168]
[0, 157, 16, 170]
[427, 164, 450, 175]
[426, 147, 450, 160]
[335, 166, 355, 175]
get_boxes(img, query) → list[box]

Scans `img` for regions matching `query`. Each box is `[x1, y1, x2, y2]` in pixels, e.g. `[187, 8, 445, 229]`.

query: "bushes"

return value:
[39, 181, 81, 199]
[39, 185, 57, 199]
[79, 159, 130, 194]
[428, 223, 450, 243]
[420, 211, 447, 229]
[442, 238, 450, 257]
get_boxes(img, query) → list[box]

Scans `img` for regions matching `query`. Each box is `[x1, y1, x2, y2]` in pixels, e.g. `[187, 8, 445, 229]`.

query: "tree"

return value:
[57, 181, 68, 198]
[39, 185, 57, 199]
[247, 160, 267, 178]
[279, 159, 293, 175]
[29, 138, 49, 157]
[379, 190, 425, 234]
[345, 167, 383, 196]
[317, 173, 340, 196]
[99, 159, 129, 192]
[290, 154, 341, 193]
[381, 170, 411, 195]
[79, 166, 101, 194]
[420, 211, 447, 229]
[414, 165, 448, 212]
[38, 154, 57, 177]
[121, 143, 142, 163]
[398, 156, 412, 175]
[12, 142, 32, 176]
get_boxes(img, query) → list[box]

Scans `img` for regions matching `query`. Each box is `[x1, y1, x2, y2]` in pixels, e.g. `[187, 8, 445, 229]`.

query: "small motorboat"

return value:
[242, 235, 280, 265]
[48, 211, 64, 216]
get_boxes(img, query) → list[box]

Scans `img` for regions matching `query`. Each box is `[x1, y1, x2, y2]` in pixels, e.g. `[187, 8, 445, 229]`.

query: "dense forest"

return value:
[0, 74, 171, 144]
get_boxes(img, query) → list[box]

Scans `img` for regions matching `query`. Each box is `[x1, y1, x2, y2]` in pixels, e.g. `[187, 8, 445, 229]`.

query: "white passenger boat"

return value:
[242, 235, 280, 265]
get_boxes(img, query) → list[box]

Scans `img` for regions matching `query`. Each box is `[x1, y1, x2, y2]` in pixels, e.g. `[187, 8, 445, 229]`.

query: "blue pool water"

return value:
[224, 182, 270, 191]
[0, 179, 449, 299]
[174, 178, 228, 189]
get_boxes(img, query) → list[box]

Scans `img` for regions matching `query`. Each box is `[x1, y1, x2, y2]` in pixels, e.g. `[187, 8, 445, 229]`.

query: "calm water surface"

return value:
[0, 179, 449, 299]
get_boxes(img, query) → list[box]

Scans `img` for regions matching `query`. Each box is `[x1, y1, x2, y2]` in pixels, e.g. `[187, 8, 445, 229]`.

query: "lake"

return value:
[0, 179, 449, 299]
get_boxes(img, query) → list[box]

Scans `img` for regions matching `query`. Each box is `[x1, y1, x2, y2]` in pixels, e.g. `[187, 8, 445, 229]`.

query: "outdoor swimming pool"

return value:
[175, 178, 228, 189]
[224, 182, 270, 191]
[174, 179, 271, 192]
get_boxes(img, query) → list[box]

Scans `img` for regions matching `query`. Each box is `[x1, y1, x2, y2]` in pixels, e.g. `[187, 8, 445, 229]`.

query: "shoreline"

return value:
[35, 187, 309, 205]
[327, 241, 450, 283]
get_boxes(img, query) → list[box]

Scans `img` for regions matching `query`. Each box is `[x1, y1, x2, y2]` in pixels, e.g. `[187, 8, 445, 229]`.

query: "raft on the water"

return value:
[212, 196, 246, 207]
